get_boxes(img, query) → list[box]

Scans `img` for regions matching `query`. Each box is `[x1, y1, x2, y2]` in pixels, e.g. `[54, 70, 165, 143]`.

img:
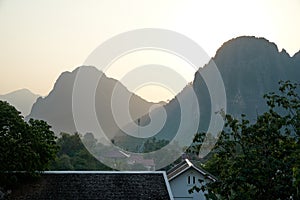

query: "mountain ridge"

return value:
[26, 36, 300, 144]
[27, 66, 158, 136]
[210, 36, 299, 121]
[0, 88, 40, 116]
[113, 36, 300, 150]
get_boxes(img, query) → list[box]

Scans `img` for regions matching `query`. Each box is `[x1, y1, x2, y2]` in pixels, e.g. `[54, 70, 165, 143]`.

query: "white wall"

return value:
[169, 168, 209, 200]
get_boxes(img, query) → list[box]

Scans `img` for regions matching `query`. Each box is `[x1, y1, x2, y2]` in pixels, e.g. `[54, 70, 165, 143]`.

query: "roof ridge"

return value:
[167, 159, 217, 182]
[185, 158, 193, 167]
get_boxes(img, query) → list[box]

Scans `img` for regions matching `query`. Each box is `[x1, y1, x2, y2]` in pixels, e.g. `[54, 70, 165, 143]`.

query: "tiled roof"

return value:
[167, 161, 190, 180]
[10, 171, 173, 200]
[167, 159, 217, 182]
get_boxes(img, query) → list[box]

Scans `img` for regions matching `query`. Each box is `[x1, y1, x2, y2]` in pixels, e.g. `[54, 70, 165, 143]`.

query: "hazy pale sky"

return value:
[1, 0, 300, 101]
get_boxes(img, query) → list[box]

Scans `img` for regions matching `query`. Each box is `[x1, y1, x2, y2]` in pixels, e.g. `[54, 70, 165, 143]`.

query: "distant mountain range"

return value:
[20, 36, 300, 144]
[0, 89, 40, 116]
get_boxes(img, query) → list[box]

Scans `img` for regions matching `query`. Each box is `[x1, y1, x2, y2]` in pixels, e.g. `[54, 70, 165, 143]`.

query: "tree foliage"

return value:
[0, 101, 58, 173]
[143, 137, 169, 153]
[190, 81, 300, 199]
[50, 132, 111, 170]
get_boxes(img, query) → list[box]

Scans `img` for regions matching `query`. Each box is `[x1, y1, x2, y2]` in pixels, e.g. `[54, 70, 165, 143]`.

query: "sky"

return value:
[1, 0, 300, 102]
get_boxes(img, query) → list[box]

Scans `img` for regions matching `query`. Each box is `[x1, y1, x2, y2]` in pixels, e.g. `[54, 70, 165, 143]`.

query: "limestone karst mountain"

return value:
[27, 66, 157, 136]
[113, 36, 300, 150]
[0, 89, 40, 116]
[27, 36, 300, 149]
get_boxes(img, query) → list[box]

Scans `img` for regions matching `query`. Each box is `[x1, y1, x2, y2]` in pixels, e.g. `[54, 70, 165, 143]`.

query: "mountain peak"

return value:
[0, 88, 40, 117]
[72, 65, 104, 75]
[280, 48, 291, 58]
[293, 50, 300, 59]
[1, 88, 38, 96]
[214, 36, 280, 61]
[195, 35, 300, 123]
[28, 65, 155, 135]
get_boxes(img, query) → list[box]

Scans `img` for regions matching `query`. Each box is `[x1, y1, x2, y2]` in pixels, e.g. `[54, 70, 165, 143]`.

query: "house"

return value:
[101, 150, 155, 170]
[127, 154, 155, 171]
[9, 171, 173, 200]
[167, 159, 216, 200]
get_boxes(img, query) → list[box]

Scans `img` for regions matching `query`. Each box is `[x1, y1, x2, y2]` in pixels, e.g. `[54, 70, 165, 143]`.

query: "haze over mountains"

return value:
[16, 36, 300, 142]
[0, 89, 40, 116]
[114, 36, 300, 150]
[191, 36, 300, 134]
[27, 66, 157, 136]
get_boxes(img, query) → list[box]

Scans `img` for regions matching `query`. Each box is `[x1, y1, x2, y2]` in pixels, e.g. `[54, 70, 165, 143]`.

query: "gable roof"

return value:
[10, 171, 173, 200]
[167, 159, 217, 182]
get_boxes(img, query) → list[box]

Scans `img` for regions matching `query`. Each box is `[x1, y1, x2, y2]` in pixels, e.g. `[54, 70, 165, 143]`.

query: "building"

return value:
[9, 171, 173, 200]
[167, 159, 216, 200]
[101, 150, 155, 170]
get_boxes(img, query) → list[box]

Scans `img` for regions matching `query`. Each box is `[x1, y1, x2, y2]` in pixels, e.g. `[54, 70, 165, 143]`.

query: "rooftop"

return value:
[9, 171, 173, 200]
[167, 159, 217, 182]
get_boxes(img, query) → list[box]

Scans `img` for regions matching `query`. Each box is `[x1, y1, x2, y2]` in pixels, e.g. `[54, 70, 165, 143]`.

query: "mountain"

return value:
[113, 36, 300, 151]
[209, 36, 299, 121]
[177, 36, 299, 131]
[27, 36, 300, 151]
[27, 66, 157, 136]
[0, 89, 40, 116]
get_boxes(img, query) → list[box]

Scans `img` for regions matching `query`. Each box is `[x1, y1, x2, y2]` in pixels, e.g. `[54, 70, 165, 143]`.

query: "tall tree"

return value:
[0, 101, 58, 173]
[190, 81, 300, 199]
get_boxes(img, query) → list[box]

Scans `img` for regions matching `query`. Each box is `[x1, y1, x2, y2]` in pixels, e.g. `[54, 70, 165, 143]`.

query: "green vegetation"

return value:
[0, 101, 58, 173]
[143, 137, 169, 153]
[0, 101, 111, 191]
[50, 132, 111, 170]
[189, 81, 300, 199]
[0, 101, 58, 194]
[2, 79, 299, 199]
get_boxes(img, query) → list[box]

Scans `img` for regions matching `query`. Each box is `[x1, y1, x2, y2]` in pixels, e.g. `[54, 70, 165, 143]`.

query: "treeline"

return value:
[50, 132, 174, 171]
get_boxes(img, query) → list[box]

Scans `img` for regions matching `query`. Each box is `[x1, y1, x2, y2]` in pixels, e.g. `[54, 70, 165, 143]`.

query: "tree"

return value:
[56, 132, 84, 157]
[0, 101, 58, 197]
[0, 101, 58, 173]
[190, 81, 300, 199]
[82, 132, 97, 150]
[51, 154, 74, 170]
[50, 132, 111, 170]
[143, 137, 169, 153]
